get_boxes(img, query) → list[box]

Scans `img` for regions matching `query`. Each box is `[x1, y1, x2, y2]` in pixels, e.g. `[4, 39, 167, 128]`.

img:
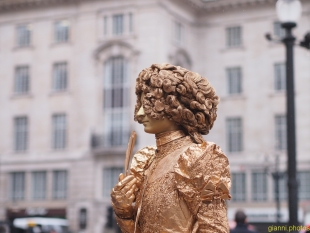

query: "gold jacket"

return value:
[115, 133, 231, 233]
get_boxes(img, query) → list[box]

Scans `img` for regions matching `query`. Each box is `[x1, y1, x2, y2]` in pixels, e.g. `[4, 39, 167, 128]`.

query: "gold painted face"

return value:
[136, 93, 180, 134]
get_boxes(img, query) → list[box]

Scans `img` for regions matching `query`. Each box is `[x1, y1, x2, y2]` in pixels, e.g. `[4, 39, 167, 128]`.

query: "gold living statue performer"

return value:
[111, 63, 231, 233]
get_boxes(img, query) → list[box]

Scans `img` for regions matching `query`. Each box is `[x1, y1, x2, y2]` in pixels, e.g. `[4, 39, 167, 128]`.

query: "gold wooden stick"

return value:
[124, 131, 137, 177]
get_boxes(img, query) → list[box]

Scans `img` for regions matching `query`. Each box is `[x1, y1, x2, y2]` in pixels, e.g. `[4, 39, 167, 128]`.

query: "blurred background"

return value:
[0, 0, 309, 232]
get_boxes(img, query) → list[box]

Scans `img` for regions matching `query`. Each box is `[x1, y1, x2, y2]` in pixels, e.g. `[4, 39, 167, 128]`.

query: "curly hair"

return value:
[134, 63, 219, 144]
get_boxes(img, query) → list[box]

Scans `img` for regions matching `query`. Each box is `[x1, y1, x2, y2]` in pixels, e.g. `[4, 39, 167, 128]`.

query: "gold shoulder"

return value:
[174, 141, 231, 202]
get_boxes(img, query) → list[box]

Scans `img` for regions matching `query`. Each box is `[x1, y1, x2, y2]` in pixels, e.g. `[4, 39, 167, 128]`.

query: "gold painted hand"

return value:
[111, 173, 139, 219]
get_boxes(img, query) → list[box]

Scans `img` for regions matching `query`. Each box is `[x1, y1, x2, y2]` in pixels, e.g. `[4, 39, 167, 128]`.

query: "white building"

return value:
[0, 0, 309, 232]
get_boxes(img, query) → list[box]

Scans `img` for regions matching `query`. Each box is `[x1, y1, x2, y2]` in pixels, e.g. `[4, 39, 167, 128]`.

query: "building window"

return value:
[227, 67, 242, 95]
[11, 172, 25, 201]
[274, 21, 286, 39]
[231, 173, 246, 202]
[252, 171, 268, 201]
[275, 115, 286, 151]
[274, 63, 286, 91]
[129, 13, 133, 33]
[112, 14, 124, 35]
[14, 66, 30, 94]
[14, 117, 28, 152]
[226, 117, 243, 152]
[175, 21, 183, 43]
[273, 173, 287, 201]
[103, 16, 108, 35]
[54, 20, 69, 43]
[298, 171, 310, 200]
[52, 114, 67, 149]
[53, 62, 68, 91]
[53, 170, 67, 199]
[32, 171, 46, 200]
[103, 167, 123, 197]
[79, 208, 87, 230]
[16, 24, 31, 47]
[226, 26, 242, 48]
[103, 57, 130, 146]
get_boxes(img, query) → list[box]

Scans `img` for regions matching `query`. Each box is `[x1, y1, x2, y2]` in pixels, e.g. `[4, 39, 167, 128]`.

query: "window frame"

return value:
[226, 26, 242, 48]
[252, 171, 268, 202]
[14, 116, 28, 152]
[54, 20, 70, 43]
[128, 13, 133, 33]
[10, 172, 26, 201]
[175, 21, 183, 44]
[14, 65, 30, 94]
[103, 56, 130, 147]
[298, 171, 310, 200]
[274, 62, 286, 91]
[226, 117, 243, 153]
[275, 114, 286, 151]
[52, 114, 67, 150]
[273, 172, 287, 201]
[53, 170, 68, 199]
[100, 12, 135, 39]
[231, 172, 246, 202]
[52, 62, 68, 91]
[274, 21, 286, 39]
[226, 67, 242, 95]
[32, 171, 47, 200]
[112, 14, 124, 36]
[103, 167, 123, 197]
[16, 24, 31, 47]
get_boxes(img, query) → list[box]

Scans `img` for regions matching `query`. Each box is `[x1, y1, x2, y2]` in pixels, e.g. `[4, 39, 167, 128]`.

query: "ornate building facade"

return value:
[0, 0, 309, 232]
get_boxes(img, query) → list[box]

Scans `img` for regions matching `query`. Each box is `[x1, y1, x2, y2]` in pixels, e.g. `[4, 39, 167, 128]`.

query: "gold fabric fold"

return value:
[174, 142, 231, 204]
[130, 146, 156, 180]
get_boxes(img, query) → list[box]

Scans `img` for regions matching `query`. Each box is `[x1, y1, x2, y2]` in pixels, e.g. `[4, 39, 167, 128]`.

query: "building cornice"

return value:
[191, 0, 310, 13]
[0, 0, 81, 12]
[0, 0, 307, 13]
[190, 0, 275, 8]
[184, 0, 277, 12]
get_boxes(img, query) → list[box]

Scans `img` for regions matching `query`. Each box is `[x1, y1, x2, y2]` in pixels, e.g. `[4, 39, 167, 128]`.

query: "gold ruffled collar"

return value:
[155, 130, 186, 148]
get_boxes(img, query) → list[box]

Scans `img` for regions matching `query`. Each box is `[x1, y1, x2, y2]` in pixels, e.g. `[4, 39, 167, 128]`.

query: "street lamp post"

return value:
[276, 0, 302, 231]
[264, 154, 285, 223]
[271, 155, 285, 223]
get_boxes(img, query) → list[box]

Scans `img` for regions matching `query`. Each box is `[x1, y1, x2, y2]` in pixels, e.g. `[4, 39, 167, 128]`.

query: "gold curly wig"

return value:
[134, 63, 219, 144]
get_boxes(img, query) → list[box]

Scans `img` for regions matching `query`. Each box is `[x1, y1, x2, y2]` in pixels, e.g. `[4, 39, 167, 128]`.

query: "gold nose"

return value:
[137, 105, 145, 116]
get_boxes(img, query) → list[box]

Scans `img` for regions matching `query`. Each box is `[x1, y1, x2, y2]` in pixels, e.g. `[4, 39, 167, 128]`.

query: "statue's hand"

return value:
[111, 173, 139, 219]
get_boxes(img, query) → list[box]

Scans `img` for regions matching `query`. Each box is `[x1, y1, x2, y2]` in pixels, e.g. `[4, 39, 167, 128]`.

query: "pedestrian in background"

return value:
[230, 210, 258, 233]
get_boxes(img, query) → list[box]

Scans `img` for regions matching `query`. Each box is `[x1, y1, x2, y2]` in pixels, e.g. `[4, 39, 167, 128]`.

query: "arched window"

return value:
[103, 56, 130, 146]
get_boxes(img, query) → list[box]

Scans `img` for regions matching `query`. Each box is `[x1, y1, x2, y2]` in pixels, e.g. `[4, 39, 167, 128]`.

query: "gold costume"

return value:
[115, 130, 231, 233]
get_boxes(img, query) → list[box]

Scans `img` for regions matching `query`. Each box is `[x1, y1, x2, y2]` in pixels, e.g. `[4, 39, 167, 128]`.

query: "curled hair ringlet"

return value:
[134, 63, 219, 144]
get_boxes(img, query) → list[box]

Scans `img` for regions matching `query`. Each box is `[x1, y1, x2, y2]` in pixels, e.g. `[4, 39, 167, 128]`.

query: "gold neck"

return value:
[155, 130, 186, 147]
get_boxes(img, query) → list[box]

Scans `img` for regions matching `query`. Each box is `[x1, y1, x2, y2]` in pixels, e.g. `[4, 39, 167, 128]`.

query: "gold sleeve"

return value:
[174, 141, 231, 233]
[115, 216, 136, 233]
[129, 146, 156, 179]
[114, 146, 156, 233]
[193, 198, 229, 233]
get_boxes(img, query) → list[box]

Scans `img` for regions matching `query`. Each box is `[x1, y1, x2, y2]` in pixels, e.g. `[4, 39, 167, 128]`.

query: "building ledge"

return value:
[92, 146, 128, 156]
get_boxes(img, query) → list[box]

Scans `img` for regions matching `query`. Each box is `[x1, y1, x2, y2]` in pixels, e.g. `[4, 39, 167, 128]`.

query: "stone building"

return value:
[0, 0, 309, 232]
